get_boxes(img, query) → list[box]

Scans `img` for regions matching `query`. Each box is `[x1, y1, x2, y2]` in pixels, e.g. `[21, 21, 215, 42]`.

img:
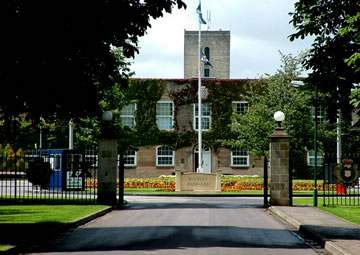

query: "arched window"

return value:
[204, 47, 210, 77]
[204, 47, 210, 60]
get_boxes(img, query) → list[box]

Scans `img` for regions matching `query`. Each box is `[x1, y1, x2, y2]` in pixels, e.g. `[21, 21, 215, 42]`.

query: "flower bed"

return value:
[124, 177, 175, 191]
[85, 175, 324, 192]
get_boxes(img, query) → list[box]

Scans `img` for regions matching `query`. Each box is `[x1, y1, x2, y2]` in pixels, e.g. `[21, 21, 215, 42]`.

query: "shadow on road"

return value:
[33, 225, 311, 253]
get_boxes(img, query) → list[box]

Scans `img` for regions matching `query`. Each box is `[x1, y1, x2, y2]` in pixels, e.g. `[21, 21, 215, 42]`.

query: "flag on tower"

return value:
[200, 47, 213, 68]
[196, 2, 207, 25]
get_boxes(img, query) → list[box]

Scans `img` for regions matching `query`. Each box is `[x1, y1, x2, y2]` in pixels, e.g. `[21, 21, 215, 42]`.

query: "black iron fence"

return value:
[323, 153, 360, 206]
[0, 148, 98, 204]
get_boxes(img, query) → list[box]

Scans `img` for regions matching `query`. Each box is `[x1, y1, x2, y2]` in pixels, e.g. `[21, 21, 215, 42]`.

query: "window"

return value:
[50, 154, 61, 171]
[232, 101, 249, 115]
[120, 151, 136, 167]
[204, 68, 210, 77]
[231, 148, 249, 167]
[307, 150, 323, 167]
[205, 47, 210, 60]
[204, 47, 210, 78]
[120, 104, 136, 128]
[310, 105, 324, 124]
[156, 146, 175, 166]
[85, 154, 98, 167]
[194, 103, 211, 130]
[156, 102, 174, 130]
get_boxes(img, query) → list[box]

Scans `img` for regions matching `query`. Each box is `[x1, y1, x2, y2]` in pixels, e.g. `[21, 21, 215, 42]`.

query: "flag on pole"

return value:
[201, 47, 213, 67]
[196, 2, 207, 25]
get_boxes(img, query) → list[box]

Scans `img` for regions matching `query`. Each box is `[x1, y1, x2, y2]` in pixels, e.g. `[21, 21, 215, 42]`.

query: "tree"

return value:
[222, 52, 316, 178]
[340, 13, 360, 72]
[289, 0, 360, 122]
[340, 12, 360, 107]
[0, 0, 186, 123]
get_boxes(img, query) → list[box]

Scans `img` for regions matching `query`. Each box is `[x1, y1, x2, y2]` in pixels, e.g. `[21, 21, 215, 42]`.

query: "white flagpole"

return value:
[198, 0, 202, 173]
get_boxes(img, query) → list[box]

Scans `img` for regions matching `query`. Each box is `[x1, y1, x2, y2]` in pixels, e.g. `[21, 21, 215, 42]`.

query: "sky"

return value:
[129, 0, 314, 79]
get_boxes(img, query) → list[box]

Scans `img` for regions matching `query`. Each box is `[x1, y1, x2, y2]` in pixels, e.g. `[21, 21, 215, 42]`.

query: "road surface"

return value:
[26, 196, 325, 255]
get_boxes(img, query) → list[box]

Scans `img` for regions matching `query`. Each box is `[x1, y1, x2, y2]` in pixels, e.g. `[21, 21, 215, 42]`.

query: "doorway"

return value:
[194, 145, 211, 173]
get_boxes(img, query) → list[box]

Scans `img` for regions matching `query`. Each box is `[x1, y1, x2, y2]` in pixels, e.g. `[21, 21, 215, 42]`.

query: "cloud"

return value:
[130, 0, 314, 79]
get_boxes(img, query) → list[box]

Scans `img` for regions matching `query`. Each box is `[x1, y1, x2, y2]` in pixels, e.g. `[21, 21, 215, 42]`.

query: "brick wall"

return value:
[124, 145, 266, 178]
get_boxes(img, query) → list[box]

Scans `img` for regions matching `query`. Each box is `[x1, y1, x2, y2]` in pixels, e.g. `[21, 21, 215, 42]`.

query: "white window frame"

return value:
[307, 150, 323, 167]
[156, 146, 175, 167]
[232, 101, 249, 115]
[118, 151, 137, 167]
[193, 103, 211, 131]
[156, 101, 174, 130]
[120, 103, 136, 128]
[231, 148, 249, 167]
[85, 154, 98, 167]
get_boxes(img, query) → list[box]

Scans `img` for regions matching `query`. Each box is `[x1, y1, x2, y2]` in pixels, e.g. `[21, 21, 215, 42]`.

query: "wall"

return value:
[184, 30, 230, 79]
[124, 146, 265, 178]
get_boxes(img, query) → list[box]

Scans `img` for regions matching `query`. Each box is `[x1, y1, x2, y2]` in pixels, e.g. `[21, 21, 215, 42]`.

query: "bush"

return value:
[0, 144, 25, 171]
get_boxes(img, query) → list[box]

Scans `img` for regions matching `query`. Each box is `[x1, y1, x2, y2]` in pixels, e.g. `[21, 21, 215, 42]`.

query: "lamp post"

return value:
[39, 117, 43, 150]
[274, 111, 285, 128]
[102, 110, 113, 122]
[313, 84, 318, 207]
[69, 119, 74, 149]
[290, 80, 318, 207]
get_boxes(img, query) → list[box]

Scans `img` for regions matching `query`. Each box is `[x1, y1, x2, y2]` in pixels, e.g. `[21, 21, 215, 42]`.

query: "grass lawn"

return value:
[0, 204, 110, 251]
[294, 198, 360, 226]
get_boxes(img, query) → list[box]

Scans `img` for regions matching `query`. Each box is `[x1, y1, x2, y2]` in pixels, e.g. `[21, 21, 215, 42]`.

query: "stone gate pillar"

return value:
[269, 127, 292, 206]
[97, 138, 117, 205]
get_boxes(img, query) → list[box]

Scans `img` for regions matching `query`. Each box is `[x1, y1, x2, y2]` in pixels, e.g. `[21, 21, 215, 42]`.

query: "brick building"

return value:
[122, 30, 264, 178]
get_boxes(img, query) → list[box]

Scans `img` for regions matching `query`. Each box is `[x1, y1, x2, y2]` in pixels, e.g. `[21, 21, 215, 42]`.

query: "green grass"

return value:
[0, 204, 110, 251]
[294, 198, 360, 226]
[0, 204, 109, 223]
[0, 244, 13, 251]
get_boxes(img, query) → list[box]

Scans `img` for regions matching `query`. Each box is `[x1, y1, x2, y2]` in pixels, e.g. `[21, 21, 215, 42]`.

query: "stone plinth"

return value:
[97, 138, 117, 205]
[175, 170, 221, 192]
[269, 128, 292, 206]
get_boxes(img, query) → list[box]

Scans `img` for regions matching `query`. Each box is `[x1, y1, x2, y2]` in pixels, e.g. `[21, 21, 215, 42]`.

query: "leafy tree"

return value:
[289, 0, 360, 122]
[0, 0, 186, 123]
[222, 52, 316, 178]
[340, 13, 360, 72]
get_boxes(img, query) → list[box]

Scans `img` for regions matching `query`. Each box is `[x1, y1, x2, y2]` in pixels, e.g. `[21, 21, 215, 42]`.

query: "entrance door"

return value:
[194, 145, 211, 173]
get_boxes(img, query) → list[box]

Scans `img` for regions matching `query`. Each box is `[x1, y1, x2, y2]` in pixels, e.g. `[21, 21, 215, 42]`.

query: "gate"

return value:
[323, 153, 360, 206]
[0, 148, 98, 204]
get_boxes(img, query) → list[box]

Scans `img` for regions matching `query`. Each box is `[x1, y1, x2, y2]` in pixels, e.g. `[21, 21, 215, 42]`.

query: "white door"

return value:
[202, 150, 211, 173]
[195, 145, 212, 173]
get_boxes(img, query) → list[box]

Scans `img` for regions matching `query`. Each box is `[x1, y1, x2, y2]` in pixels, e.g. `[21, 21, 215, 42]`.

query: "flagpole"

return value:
[198, 0, 202, 173]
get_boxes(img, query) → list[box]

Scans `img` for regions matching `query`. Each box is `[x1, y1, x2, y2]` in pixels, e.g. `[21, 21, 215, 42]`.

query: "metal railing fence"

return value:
[322, 153, 360, 206]
[0, 148, 98, 204]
